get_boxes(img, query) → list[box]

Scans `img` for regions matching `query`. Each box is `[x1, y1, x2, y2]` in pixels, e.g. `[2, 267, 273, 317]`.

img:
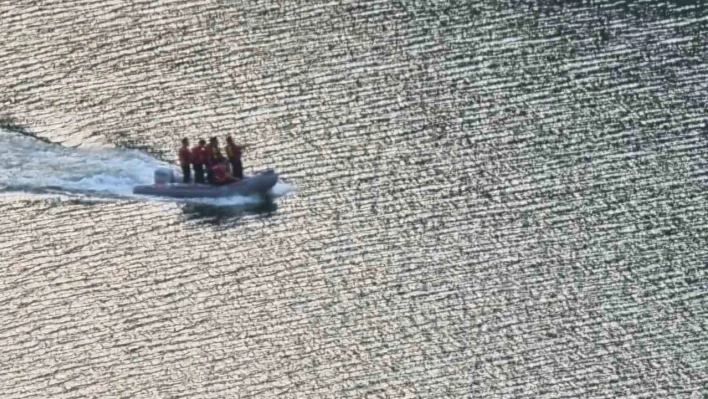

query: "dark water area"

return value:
[1, 1, 707, 397]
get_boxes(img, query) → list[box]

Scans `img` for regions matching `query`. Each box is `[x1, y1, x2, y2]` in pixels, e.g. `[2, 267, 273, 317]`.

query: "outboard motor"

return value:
[154, 168, 175, 184]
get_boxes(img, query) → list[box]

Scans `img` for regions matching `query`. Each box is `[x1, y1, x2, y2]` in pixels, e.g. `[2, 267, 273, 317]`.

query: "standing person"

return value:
[191, 139, 207, 184]
[203, 139, 214, 184]
[206, 137, 225, 184]
[225, 136, 247, 179]
[178, 138, 191, 183]
[209, 137, 225, 164]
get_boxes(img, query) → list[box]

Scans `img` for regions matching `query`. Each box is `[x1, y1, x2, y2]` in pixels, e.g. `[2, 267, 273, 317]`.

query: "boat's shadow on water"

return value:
[180, 200, 278, 224]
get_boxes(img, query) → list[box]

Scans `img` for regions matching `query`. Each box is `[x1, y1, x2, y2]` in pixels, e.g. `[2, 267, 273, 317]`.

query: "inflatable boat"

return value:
[133, 167, 278, 199]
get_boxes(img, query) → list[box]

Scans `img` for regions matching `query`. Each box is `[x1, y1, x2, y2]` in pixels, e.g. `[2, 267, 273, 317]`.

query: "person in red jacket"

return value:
[191, 139, 207, 184]
[178, 138, 191, 183]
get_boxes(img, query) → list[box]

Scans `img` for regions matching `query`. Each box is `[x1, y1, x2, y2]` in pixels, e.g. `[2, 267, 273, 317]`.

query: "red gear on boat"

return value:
[212, 163, 229, 184]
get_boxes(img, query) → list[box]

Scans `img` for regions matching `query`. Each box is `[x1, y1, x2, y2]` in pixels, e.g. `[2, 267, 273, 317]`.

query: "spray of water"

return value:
[0, 130, 294, 205]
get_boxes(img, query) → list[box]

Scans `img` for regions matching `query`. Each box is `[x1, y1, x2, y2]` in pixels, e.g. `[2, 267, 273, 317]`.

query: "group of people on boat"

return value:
[178, 136, 248, 185]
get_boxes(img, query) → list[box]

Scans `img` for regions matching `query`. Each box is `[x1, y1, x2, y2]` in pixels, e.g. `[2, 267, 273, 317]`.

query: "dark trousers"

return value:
[193, 164, 205, 184]
[230, 159, 243, 179]
[181, 164, 191, 183]
[206, 166, 215, 184]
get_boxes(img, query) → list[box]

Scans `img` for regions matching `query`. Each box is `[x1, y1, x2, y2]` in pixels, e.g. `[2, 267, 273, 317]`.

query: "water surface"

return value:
[1, 1, 707, 397]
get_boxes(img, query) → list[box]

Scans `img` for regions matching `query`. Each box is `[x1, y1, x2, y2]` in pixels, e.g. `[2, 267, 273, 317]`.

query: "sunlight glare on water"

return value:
[0, 1, 707, 398]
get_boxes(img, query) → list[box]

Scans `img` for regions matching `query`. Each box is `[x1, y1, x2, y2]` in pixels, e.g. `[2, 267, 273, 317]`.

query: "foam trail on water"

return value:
[141, 194, 263, 207]
[270, 182, 295, 198]
[140, 181, 296, 207]
[0, 129, 166, 196]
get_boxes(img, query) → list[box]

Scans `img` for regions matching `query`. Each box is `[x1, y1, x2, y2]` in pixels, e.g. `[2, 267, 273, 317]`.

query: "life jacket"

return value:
[178, 146, 191, 165]
[226, 143, 241, 161]
[203, 146, 213, 166]
[191, 145, 205, 165]
[212, 163, 229, 183]
[190, 146, 200, 165]
[210, 144, 224, 163]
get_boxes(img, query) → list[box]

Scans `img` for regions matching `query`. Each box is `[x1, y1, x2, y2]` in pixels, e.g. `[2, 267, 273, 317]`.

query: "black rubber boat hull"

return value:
[133, 169, 278, 199]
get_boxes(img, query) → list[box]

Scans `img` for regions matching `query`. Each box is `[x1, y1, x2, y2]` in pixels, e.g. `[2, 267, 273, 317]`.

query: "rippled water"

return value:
[1, 1, 707, 397]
